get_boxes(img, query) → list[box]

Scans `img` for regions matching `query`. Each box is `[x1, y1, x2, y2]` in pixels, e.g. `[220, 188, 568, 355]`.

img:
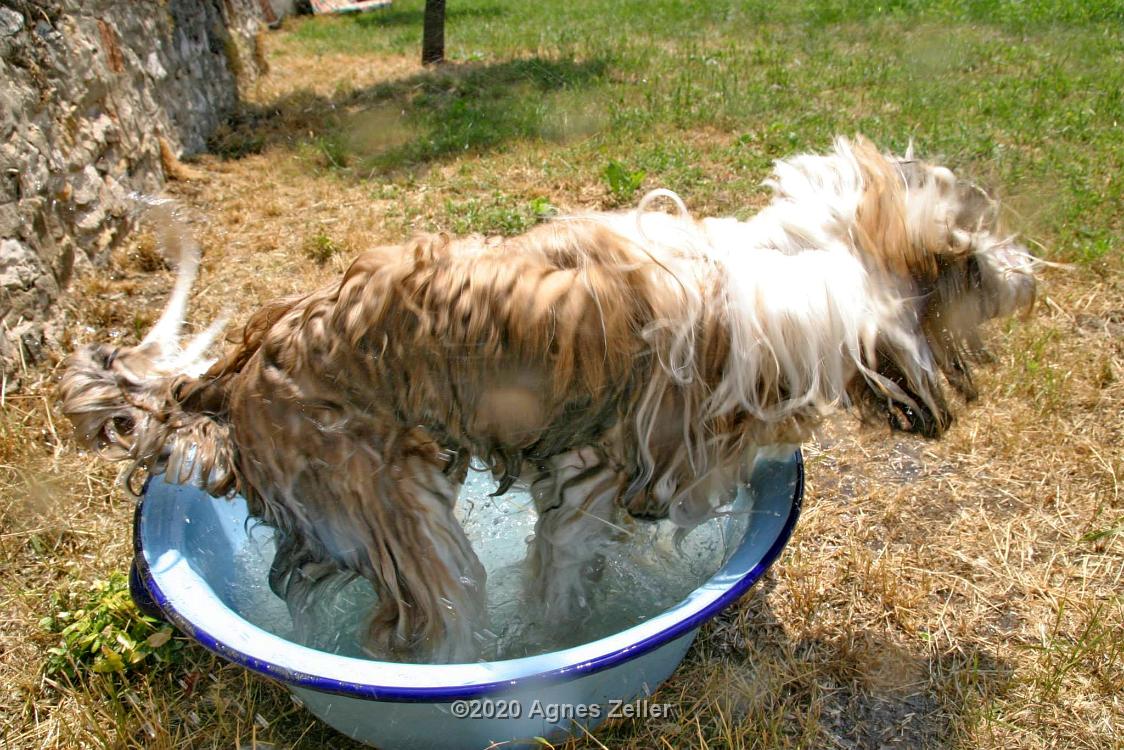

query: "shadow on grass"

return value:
[209, 56, 611, 175]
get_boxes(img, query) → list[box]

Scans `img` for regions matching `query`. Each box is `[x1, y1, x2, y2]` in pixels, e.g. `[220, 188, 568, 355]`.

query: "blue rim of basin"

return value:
[132, 451, 803, 702]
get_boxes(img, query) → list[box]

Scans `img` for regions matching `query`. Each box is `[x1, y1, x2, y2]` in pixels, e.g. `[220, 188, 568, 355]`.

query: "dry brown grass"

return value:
[2, 15, 1121, 750]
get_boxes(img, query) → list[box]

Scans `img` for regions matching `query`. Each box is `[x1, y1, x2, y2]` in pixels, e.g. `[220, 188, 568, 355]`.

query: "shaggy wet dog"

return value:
[59, 137, 1037, 662]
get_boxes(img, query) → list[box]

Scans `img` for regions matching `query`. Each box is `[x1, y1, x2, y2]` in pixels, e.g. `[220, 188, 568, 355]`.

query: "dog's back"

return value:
[58, 136, 1040, 661]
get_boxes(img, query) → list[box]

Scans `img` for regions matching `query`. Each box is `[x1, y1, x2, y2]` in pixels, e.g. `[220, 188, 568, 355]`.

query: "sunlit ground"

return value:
[2, 1, 1121, 747]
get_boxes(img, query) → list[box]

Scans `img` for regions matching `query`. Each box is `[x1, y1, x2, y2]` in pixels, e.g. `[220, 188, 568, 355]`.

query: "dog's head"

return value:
[846, 145, 1038, 436]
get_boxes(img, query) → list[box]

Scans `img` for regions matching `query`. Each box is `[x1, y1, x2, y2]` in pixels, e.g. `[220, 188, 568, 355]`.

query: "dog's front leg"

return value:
[357, 439, 488, 663]
[527, 448, 626, 622]
[266, 430, 486, 663]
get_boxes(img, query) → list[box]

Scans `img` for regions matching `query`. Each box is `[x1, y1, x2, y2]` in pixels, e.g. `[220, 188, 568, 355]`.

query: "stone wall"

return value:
[0, 0, 272, 378]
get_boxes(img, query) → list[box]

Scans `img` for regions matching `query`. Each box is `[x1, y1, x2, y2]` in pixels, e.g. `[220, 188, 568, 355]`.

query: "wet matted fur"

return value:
[59, 137, 1038, 662]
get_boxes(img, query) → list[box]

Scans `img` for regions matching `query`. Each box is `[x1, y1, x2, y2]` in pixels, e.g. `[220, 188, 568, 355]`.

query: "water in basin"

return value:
[223, 465, 756, 662]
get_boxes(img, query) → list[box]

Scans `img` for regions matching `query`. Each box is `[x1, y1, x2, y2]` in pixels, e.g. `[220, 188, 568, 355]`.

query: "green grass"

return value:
[442, 193, 543, 235]
[266, 0, 1122, 259]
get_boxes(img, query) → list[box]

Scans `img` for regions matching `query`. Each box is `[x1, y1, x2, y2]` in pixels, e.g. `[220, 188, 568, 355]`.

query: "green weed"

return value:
[602, 160, 646, 203]
[302, 231, 342, 264]
[40, 572, 181, 679]
[529, 196, 558, 219]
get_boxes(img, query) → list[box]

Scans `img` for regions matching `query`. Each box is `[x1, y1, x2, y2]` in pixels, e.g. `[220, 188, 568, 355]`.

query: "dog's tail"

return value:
[59, 200, 284, 496]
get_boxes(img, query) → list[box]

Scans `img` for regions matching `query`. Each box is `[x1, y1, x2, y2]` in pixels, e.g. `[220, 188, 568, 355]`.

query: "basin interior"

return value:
[136, 452, 801, 695]
[217, 464, 762, 660]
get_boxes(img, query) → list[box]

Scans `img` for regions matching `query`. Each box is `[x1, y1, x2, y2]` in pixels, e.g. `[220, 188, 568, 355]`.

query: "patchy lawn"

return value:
[2, 0, 1121, 747]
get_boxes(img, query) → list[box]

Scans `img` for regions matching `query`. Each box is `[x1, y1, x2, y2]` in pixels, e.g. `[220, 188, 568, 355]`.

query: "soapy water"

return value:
[225, 465, 758, 662]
